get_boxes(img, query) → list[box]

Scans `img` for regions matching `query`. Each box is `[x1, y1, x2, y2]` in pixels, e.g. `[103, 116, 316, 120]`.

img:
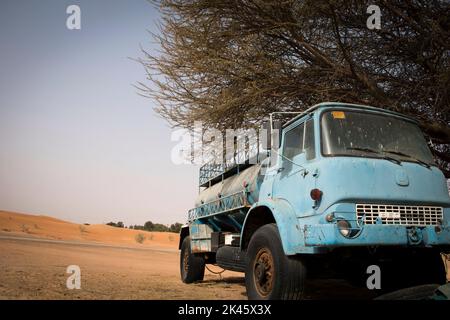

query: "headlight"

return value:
[337, 219, 352, 238]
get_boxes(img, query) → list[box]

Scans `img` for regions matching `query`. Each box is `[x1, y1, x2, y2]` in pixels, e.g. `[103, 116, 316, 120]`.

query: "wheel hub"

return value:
[253, 248, 274, 297]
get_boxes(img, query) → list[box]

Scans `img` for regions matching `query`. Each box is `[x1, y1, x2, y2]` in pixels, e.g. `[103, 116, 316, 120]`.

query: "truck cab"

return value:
[179, 102, 450, 300]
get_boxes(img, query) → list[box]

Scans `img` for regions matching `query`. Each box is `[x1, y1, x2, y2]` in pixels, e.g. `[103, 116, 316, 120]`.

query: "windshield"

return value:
[321, 110, 435, 165]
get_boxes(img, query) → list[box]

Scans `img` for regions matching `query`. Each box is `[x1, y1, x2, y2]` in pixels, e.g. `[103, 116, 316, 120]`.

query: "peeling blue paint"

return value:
[189, 103, 450, 256]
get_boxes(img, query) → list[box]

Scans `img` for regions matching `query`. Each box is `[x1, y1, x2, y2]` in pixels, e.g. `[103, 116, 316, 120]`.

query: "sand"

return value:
[0, 211, 179, 248]
[0, 211, 246, 299]
[0, 237, 246, 300]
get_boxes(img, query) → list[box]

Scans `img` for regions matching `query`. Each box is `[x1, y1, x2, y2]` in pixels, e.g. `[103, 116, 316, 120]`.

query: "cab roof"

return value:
[282, 102, 418, 128]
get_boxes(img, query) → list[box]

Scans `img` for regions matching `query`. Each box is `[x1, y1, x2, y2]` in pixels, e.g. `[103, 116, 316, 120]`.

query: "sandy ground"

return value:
[0, 236, 246, 300]
[0, 211, 247, 300]
[0, 211, 379, 300]
[0, 211, 179, 248]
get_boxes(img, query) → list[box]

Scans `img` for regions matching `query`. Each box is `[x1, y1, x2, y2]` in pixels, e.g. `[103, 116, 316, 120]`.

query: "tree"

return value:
[144, 221, 154, 231]
[116, 221, 124, 228]
[139, 0, 450, 176]
[169, 222, 183, 233]
[106, 221, 124, 228]
[153, 223, 169, 232]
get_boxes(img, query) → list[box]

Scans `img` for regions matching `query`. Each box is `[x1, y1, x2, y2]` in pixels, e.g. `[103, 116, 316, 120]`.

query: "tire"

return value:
[245, 223, 306, 300]
[374, 284, 440, 300]
[180, 236, 205, 283]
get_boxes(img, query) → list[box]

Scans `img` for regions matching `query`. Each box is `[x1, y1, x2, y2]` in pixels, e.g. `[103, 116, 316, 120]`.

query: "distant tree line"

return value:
[106, 221, 183, 233]
[106, 221, 124, 228]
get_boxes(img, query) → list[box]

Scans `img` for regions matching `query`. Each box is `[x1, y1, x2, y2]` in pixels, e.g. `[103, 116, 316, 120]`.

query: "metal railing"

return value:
[199, 140, 265, 186]
[188, 190, 250, 222]
[199, 162, 224, 186]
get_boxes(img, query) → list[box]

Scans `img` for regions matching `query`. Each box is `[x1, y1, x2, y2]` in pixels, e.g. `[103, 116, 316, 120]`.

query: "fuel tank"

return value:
[195, 164, 264, 207]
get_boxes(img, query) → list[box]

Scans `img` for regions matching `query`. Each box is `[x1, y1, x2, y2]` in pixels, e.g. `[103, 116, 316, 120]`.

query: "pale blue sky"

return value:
[0, 0, 198, 225]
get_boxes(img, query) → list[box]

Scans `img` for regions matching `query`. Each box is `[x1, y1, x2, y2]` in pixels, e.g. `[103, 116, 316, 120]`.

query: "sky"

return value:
[0, 0, 199, 225]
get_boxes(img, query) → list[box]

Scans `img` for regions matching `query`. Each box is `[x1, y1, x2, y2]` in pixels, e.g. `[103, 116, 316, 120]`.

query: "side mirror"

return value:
[262, 121, 271, 150]
[273, 121, 282, 149]
[261, 120, 282, 150]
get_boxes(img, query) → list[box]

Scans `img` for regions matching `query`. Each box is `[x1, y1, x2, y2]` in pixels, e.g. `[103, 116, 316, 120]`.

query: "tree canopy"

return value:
[139, 0, 450, 176]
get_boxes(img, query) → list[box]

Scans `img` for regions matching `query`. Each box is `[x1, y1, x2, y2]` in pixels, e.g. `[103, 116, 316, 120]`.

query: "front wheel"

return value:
[180, 236, 205, 283]
[245, 224, 306, 300]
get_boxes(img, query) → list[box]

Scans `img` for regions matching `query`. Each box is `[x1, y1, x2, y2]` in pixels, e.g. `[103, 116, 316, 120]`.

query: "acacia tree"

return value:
[139, 0, 450, 176]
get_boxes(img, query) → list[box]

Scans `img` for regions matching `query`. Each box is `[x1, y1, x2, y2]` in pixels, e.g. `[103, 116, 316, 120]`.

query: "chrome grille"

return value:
[356, 204, 443, 226]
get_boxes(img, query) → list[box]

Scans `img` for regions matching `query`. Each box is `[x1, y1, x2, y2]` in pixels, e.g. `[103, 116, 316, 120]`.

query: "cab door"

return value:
[272, 116, 317, 217]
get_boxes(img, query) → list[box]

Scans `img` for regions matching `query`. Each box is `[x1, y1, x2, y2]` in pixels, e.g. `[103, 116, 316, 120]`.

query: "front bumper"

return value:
[303, 224, 450, 247]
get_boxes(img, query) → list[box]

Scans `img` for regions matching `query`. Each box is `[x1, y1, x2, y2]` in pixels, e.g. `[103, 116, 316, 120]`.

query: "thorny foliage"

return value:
[138, 0, 450, 176]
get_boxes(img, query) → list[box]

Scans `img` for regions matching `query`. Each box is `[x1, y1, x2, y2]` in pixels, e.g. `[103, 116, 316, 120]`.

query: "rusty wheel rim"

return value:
[253, 248, 274, 297]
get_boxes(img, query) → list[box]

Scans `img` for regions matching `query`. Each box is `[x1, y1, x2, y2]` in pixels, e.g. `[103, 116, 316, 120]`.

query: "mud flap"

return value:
[441, 252, 450, 283]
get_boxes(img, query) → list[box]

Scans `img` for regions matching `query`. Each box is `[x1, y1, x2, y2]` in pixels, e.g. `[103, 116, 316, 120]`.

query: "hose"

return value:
[205, 264, 226, 279]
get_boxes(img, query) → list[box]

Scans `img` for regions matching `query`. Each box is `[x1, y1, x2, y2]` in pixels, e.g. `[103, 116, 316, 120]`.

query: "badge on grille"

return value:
[378, 211, 401, 219]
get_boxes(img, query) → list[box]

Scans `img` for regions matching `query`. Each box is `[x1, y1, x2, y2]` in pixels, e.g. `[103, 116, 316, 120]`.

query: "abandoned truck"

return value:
[179, 102, 450, 300]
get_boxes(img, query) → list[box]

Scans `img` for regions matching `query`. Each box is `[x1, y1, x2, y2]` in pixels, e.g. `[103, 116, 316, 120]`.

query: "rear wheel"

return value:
[245, 224, 306, 300]
[375, 284, 440, 300]
[180, 236, 205, 283]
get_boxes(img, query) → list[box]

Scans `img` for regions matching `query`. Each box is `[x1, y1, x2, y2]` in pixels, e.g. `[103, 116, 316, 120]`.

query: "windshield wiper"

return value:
[346, 147, 402, 165]
[346, 147, 378, 154]
[382, 149, 431, 169]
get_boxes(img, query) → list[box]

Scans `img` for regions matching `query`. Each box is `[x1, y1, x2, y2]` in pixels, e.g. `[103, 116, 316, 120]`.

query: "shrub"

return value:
[79, 225, 88, 233]
[135, 233, 146, 244]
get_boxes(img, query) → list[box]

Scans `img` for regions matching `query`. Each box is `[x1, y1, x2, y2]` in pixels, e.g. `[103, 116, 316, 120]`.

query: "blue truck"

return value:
[179, 102, 450, 300]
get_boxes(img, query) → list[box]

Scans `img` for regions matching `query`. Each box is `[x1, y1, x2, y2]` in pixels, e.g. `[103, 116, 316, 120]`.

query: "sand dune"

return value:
[0, 211, 248, 300]
[0, 211, 179, 248]
[0, 236, 246, 300]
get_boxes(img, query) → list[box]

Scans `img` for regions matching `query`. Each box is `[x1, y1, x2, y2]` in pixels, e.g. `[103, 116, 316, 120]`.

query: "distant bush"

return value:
[129, 221, 183, 233]
[169, 223, 183, 233]
[106, 221, 124, 228]
[135, 233, 146, 244]
[110, 221, 182, 233]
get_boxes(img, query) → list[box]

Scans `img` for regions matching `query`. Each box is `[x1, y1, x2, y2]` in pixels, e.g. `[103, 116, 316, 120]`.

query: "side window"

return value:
[283, 123, 304, 161]
[304, 119, 316, 160]
[282, 119, 316, 168]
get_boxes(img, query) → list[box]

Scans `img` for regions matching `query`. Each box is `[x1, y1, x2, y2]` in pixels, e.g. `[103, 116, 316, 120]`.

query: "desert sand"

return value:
[0, 211, 378, 300]
[0, 211, 246, 300]
[0, 211, 179, 248]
